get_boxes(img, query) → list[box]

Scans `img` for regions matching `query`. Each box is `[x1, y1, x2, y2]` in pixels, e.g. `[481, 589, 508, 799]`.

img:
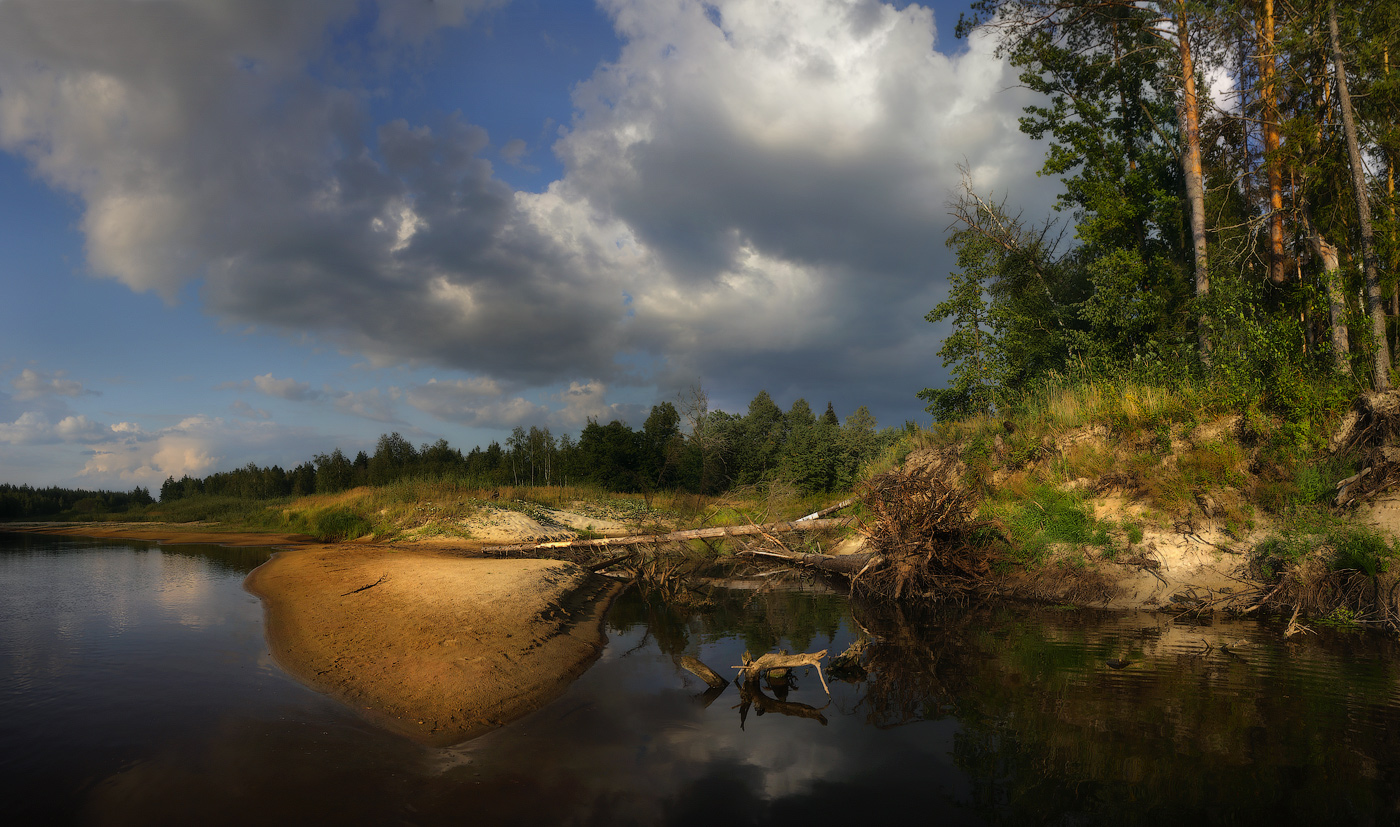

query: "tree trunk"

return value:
[1330, 0, 1391, 390]
[1305, 212, 1352, 375]
[1176, 3, 1212, 363]
[482, 517, 853, 555]
[1259, 0, 1287, 284]
[740, 547, 877, 575]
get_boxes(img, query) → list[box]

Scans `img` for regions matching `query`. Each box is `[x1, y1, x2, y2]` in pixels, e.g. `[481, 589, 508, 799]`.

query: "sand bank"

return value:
[246, 546, 619, 745]
[9, 523, 620, 746]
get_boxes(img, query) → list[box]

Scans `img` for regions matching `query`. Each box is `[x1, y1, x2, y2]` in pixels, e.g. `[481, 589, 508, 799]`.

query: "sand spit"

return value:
[246, 546, 619, 746]
[9, 523, 620, 746]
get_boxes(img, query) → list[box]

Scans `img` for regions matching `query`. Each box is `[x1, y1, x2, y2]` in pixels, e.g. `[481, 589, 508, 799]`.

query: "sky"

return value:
[0, 0, 1061, 491]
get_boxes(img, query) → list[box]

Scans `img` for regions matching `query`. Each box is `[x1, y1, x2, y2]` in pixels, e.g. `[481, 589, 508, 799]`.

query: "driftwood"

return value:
[734, 649, 830, 694]
[483, 517, 851, 555]
[740, 547, 878, 576]
[679, 656, 729, 690]
[795, 497, 857, 522]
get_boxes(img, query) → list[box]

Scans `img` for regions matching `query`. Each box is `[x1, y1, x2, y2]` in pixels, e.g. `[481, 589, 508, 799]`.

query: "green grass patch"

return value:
[306, 507, 375, 542]
[1252, 521, 1397, 580]
[983, 484, 1114, 565]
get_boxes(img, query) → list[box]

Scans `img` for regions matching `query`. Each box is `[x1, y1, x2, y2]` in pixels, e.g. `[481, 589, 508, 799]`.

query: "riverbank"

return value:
[874, 393, 1400, 626]
[7, 522, 622, 745]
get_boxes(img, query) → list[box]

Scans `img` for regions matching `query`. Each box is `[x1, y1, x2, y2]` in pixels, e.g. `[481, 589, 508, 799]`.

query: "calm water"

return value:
[5, 532, 1400, 825]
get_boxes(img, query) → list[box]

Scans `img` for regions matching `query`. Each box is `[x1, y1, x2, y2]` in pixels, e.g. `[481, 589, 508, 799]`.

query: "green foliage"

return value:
[920, 0, 1386, 423]
[985, 484, 1113, 564]
[1330, 529, 1396, 577]
[1253, 523, 1397, 581]
[0, 483, 154, 520]
[306, 507, 376, 542]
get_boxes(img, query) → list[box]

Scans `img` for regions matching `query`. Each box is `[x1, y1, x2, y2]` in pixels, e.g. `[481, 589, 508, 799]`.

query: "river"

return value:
[3, 532, 1400, 825]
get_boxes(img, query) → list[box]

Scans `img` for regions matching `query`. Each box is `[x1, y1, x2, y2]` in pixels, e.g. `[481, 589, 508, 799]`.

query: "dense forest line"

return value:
[151, 391, 903, 505]
[0, 484, 154, 520]
[0, 391, 902, 520]
[923, 0, 1399, 427]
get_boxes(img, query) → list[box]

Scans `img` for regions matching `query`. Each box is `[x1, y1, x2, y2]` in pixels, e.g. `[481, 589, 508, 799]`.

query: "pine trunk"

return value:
[1177, 5, 1211, 363]
[1259, 0, 1286, 284]
[1330, 0, 1391, 390]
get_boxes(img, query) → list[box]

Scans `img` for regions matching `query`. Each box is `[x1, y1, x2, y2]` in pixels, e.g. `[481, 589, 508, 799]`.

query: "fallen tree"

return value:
[482, 517, 852, 556]
[738, 465, 1003, 603]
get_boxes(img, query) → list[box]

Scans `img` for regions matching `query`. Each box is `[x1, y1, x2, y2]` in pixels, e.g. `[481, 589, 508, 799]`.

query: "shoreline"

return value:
[1, 520, 317, 548]
[5, 522, 624, 746]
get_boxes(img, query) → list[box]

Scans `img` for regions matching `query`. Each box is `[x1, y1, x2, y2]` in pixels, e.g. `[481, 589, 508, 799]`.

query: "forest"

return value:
[922, 0, 1399, 425]
[140, 391, 902, 507]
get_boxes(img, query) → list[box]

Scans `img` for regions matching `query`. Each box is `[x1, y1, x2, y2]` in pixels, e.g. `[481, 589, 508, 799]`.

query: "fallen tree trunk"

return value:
[795, 497, 857, 522]
[679, 656, 728, 690]
[739, 547, 878, 576]
[482, 517, 852, 555]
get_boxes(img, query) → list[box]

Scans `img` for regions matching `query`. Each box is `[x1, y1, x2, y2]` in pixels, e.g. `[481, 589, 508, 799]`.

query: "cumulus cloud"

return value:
[0, 0, 1051, 423]
[75, 414, 319, 486]
[242, 372, 400, 422]
[405, 376, 644, 429]
[230, 400, 271, 419]
[12, 369, 94, 401]
[406, 377, 548, 429]
[253, 373, 318, 402]
[0, 412, 123, 445]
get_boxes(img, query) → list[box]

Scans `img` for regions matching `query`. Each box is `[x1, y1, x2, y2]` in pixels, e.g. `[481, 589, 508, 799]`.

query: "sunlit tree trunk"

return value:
[1176, 2, 1211, 363]
[1330, 0, 1391, 390]
[1259, 0, 1286, 284]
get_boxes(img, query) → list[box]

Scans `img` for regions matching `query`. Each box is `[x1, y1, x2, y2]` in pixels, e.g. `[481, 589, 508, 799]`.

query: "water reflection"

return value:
[5, 535, 1400, 825]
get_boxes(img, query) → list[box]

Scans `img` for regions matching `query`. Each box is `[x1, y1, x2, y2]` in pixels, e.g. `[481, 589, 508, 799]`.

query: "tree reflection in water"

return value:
[610, 577, 1400, 824]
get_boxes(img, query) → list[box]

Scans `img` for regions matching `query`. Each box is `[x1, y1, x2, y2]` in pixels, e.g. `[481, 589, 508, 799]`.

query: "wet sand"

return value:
[9, 523, 620, 746]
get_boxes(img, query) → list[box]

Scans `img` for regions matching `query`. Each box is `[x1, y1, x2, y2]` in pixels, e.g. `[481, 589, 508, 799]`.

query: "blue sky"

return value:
[0, 0, 1055, 490]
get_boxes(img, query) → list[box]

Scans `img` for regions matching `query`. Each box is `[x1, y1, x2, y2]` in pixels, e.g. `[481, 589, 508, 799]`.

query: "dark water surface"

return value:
[5, 533, 1400, 825]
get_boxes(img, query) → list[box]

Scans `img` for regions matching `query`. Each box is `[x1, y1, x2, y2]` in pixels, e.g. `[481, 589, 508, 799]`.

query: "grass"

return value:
[1252, 519, 1398, 580]
[107, 478, 862, 546]
[982, 482, 1115, 565]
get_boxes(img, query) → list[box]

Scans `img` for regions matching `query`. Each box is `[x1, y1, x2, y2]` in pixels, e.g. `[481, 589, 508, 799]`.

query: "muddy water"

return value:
[4, 533, 1400, 825]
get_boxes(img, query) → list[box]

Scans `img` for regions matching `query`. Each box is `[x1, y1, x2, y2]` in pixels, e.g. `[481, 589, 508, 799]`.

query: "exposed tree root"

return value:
[849, 465, 1004, 604]
[1328, 390, 1400, 505]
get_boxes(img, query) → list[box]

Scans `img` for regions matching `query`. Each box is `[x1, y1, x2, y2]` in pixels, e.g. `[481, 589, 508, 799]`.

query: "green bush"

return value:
[1330, 528, 1395, 577]
[308, 507, 375, 541]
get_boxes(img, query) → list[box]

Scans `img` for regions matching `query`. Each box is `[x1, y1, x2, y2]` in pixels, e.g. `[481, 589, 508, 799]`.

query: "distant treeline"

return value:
[0, 483, 154, 520]
[160, 391, 906, 502]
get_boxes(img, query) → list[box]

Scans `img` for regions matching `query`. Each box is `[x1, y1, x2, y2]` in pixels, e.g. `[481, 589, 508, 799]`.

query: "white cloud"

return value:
[12, 369, 93, 400]
[0, 0, 1052, 423]
[406, 377, 548, 428]
[74, 414, 315, 486]
[230, 400, 271, 419]
[0, 412, 114, 445]
[329, 388, 399, 423]
[551, 381, 641, 427]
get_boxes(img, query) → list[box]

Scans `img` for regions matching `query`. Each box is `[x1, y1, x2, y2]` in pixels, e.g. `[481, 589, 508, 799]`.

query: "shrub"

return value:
[309, 507, 375, 541]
